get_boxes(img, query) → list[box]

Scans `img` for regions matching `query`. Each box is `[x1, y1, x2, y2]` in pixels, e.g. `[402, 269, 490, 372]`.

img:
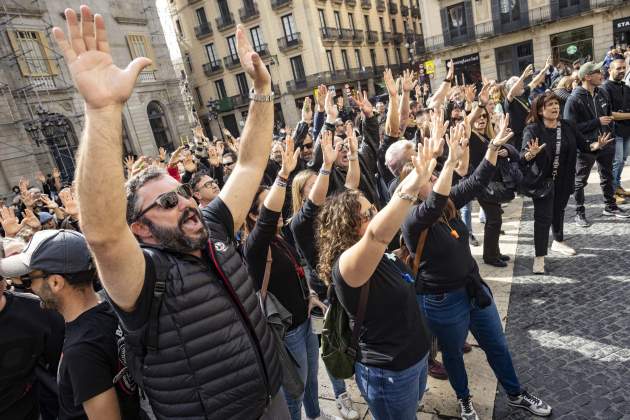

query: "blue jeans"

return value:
[612, 136, 630, 190]
[460, 201, 473, 233]
[283, 318, 321, 420]
[326, 366, 347, 398]
[419, 286, 521, 400]
[354, 354, 428, 420]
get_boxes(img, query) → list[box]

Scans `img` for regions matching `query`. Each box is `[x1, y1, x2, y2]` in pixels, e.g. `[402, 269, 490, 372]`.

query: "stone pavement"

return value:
[315, 168, 630, 420]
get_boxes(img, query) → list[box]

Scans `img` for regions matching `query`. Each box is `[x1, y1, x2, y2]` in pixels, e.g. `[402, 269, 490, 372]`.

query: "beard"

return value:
[614, 73, 624, 82]
[38, 282, 60, 311]
[143, 207, 209, 253]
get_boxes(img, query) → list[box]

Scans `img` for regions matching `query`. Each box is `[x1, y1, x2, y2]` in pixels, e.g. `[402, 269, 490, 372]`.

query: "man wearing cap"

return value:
[564, 61, 629, 226]
[0, 230, 143, 420]
[0, 239, 64, 420]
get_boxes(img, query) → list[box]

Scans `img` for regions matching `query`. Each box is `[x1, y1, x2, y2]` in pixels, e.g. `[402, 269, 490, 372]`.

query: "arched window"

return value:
[147, 101, 172, 150]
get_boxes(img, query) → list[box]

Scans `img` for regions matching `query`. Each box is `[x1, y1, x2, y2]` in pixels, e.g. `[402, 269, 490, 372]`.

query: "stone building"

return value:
[0, 0, 189, 196]
[416, 0, 630, 87]
[166, 0, 424, 137]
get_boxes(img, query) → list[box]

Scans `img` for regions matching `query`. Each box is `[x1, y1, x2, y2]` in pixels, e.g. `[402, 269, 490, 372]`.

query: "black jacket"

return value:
[599, 79, 630, 138]
[563, 86, 611, 142]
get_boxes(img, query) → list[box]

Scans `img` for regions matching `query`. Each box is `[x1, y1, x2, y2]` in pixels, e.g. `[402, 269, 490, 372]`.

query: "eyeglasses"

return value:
[302, 142, 314, 149]
[17, 272, 50, 289]
[359, 205, 377, 224]
[135, 184, 193, 221]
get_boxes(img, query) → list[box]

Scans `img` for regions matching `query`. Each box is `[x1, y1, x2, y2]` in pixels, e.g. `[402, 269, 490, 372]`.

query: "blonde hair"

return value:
[556, 76, 575, 90]
[316, 189, 363, 285]
[291, 169, 317, 216]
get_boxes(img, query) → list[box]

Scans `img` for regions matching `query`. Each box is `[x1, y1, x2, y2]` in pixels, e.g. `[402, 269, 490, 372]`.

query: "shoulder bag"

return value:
[520, 125, 562, 199]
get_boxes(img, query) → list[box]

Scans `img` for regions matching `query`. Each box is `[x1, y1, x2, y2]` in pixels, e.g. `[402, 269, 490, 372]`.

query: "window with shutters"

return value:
[126, 34, 156, 70]
[355, 49, 362, 69]
[8, 30, 59, 77]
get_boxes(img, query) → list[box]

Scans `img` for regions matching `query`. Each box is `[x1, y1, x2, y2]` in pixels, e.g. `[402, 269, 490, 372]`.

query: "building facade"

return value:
[416, 0, 630, 87]
[167, 0, 424, 137]
[0, 0, 189, 196]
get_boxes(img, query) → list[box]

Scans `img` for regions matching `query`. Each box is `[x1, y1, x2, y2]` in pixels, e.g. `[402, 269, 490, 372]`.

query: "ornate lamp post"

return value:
[206, 98, 225, 140]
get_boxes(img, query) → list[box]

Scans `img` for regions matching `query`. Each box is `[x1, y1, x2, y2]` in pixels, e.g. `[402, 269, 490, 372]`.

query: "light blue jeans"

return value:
[612, 136, 630, 190]
[283, 318, 321, 420]
[460, 201, 473, 233]
[354, 354, 428, 420]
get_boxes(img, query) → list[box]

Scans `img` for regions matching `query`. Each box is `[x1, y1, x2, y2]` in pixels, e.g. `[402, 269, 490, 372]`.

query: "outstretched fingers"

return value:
[65, 8, 86, 55]
[94, 14, 110, 53]
[80, 5, 96, 51]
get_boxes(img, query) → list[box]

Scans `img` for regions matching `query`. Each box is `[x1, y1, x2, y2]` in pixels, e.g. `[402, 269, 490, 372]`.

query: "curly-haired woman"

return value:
[402, 116, 552, 420]
[317, 138, 437, 420]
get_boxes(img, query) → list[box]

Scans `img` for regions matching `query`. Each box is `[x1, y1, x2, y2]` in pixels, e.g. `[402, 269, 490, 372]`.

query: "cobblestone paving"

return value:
[494, 184, 630, 420]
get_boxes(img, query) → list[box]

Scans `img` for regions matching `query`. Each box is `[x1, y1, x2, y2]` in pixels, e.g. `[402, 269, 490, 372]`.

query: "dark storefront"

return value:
[613, 17, 630, 49]
[446, 53, 482, 89]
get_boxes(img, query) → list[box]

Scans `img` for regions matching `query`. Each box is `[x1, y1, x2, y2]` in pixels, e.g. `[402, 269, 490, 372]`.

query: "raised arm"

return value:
[507, 64, 534, 102]
[528, 56, 552, 90]
[427, 60, 454, 109]
[384, 69, 400, 137]
[344, 122, 360, 190]
[339, 139, 437, 287]
[399, 69, 416, 134]
[53, 6, 150, 311]
[217, 25, 273, 232]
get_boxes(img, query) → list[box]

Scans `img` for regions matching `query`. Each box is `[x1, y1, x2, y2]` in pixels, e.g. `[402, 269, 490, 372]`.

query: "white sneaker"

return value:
[308, 413, 343, 420]
[335, 392, 359, 420]
[533, 256, 545, 274]
[458, 396, 480, 420]
[551, 240, 576, 256]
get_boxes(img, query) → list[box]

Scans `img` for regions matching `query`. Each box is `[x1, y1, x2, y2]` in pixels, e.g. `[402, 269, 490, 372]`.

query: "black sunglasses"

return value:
[17, 272, 50, 289]
[302, 142, 314, 149]
[135, 184, 193, 221]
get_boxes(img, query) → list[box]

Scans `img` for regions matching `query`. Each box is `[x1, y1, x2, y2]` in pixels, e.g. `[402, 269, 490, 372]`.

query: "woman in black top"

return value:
[317, 138, 437, 420]
[402, 116, 552, 420]
[243, 136, 330, 420]
[521, 91, 612, 274]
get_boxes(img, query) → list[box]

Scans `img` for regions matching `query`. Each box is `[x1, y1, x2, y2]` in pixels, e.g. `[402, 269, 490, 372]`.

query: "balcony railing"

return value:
[411, 6, 420, 18]
[254, 43, 270, 58]
[366, 30, 378, 43]
[271, 0, 292, 10]
[361, 0, 371, 10]
[230, 93, 250, 108]
[405, 31, 415, 44]
[285, 68, 378, 94]
[29, 75, 56, 90]
[376, 0, 386, 12]
[216, 13, 235, 32]
[331, 0, 343, 4]
[139, 71, 157, 82]
[345, 0, 357, 6]
[424, 34, 445, 52]
[194, 22, 213, 39]
[277, 32, 302, 52]
[474, 21, 494, 39]
[381, 31, 391, 43]
[400, 5, 409, 17]
[239, 4, 259, 22]
[203, 61, 223, 77]
[392, 32, 403, 43]
[321, 27, 339, 43]
[338, 28, 354, 43]
[388, 1, 398, 14]
[352, 29, 364, 43]
[223, 54, 241, 69]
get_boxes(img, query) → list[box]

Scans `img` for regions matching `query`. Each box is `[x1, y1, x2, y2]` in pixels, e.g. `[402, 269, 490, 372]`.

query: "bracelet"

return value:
[275, 177, 288, 188]
[397, 191, 417, 203]
[348, 154, 358, 161]
[443, 78, 453, 84]
[319, 168, 331, 176]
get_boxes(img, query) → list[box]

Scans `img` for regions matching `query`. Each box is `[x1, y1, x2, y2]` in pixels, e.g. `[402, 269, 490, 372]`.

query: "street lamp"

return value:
[206, 98, 225, 140]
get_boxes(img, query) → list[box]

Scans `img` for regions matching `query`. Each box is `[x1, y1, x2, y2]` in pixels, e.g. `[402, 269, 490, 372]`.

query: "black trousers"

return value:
[478, 199, 502, 260]
[532, 186, 571, 257]
[574, 146, 615, 214]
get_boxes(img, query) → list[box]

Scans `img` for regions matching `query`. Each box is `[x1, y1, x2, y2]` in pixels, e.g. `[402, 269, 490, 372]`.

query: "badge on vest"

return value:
[214, 242, 227, 252]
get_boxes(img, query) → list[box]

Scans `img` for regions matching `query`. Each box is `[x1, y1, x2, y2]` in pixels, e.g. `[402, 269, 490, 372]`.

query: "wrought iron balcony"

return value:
[366, 30, 378, 43]
[376, 0, 386, 12]
[400, 5, 409, 17]
[381, 31, 391, 43]
[411, 6, 420, 18]
[277, 32, 302, 53]
[352, 29, 364, 43]
[345, 0, 357, 6]
[392, 32, 403, 43]
[388, 1, 398, 14]
[216, 13, 235, 32]
[203, 61, 223, 77]
[338, 28, 354, 43]
[254, 43, 270, 58]
[239, 4, 259, 23]
[271, 0, 292, 10]
[194, 22, 213, 39]
[223, 54, 241, 70]
[229, 93, 249, 108]
[320, 27, 339, 44]
[361, 0, 371, 9]
[331, 0, 343, 4]
[474, 21, 494, 39]
[405, 31, 415, 44]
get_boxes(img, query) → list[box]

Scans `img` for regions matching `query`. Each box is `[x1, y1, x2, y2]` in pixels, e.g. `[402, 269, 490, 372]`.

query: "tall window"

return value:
[370, 49, 377, 68]
[341, 50, 350, 70]
[348, 13, 355, 30]
[379, 17, 385, 32]
[499, 0, 520, 24]
[403, 21, 408, 33]
[236, 72, 249, 96]
[282, 14, 297, 39]
[175, 19, 183, 36]
[215, 79, 227, 99]
[354, 49, 362, 68]
[194, 86, 203, 107]
[334, 11, 342, 29]
[495, 41, 532, 81]
[250, 26, 264, 51]
[395, 48, 402, 65]
[447, 3, 467, 37]
[205, 43, 219, 64]
[126, 34, 156, 69]
[364, 15, 371, 31]
[185, 52, 193, 72]
[195, 7, 208, 25]
[226, 35, 237, 58]
[384, 48, 390, 66]
[217, 0, 230, 17]
[7, 30, 59, 76]
[290, 55, 306, 81]
[318, 9, 327, 27]
[326, 50, 336, 72]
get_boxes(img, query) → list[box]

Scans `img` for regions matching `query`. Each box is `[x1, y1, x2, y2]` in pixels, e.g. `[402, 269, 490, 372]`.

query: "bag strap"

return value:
[348, 280, 370, 358]
[552, 125, 562, 180]
[141, 248, 171, 352]
[260, 248, 273, 303]
[411, 229, 429, 275]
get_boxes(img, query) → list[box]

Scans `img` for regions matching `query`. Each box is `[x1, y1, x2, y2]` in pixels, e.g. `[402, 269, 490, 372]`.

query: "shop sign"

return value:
[424, 60, 435, 74]
[566, 45, 578, 55]
[613, 17, 630, 33]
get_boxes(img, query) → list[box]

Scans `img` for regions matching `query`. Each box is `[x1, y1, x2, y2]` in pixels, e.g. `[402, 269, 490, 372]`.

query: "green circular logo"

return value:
[566, 45, 578, 55]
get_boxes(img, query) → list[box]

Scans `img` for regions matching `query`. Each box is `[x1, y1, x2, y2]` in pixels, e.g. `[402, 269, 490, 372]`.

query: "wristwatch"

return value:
[249, 87, 275, 103]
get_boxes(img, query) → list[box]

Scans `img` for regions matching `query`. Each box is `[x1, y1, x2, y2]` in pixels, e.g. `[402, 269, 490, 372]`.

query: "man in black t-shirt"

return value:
[0, 230, 142, 420]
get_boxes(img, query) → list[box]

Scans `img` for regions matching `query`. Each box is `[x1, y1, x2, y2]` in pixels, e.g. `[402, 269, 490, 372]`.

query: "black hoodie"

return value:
[563, 86, 611, 143]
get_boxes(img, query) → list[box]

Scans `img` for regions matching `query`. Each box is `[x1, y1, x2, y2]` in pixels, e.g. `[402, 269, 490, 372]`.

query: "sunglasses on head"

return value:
[135, 184, 193, 222]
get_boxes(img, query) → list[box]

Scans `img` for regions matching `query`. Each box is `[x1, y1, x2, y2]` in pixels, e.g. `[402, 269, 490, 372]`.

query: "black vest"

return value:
[123, 214, 282, 420]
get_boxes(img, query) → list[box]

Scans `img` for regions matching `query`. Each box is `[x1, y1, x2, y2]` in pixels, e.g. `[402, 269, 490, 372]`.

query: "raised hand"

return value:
[352, 90, 373, 117]
[278, 134, 301, 178]
[235, 24, 271, 91]
[22, 208, 41, 230]
[158, 147, 167, 162]
[0, 206, 23, 237]
[302, 97, 313, 123]
[545, 55, 553, 69]
[168, 146, 184, 168]
[52, 167, 61, 179]
[41, 194, 59, 209]
[316, 85, 328, 112]
[216, 141, 225, 157]
[401, 69, 417, 93]
[430, 110, 449, 153]
[19, 177, 29, 194]
[446, 123, 467, 164]
[207, 143, 221, 167]
[521, 64, 534, 80]
[590, 132, 614, 151]
[493, 114, 514, 146]
[324, 89, 338, 121]
[36, 171, 46, 184]
[384, 69, 397, 97]
[400, 137, 437, 194]
[21, 191, 37, 208]
[124, 155, 135, 173]
[478, 80, 493, 105]
[446, 60, 454, 81]
[182, 154, 197, 173]
[346, 122, 358, 155]
[131, 156, 148, 177]
[59, 188, 79, 217]
[321, 130, 341, 168]
[524, 138, 546, 161]
[52, 6, 152, 110]
[464, 84, 477, 103]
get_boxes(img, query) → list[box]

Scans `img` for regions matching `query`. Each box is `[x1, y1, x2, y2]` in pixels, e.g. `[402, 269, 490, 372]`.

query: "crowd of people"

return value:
[2, 5, 630, 420]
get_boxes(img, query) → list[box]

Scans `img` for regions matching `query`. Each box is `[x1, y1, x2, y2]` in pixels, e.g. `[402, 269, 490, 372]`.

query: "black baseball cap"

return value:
[0, 229, 93, 279]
